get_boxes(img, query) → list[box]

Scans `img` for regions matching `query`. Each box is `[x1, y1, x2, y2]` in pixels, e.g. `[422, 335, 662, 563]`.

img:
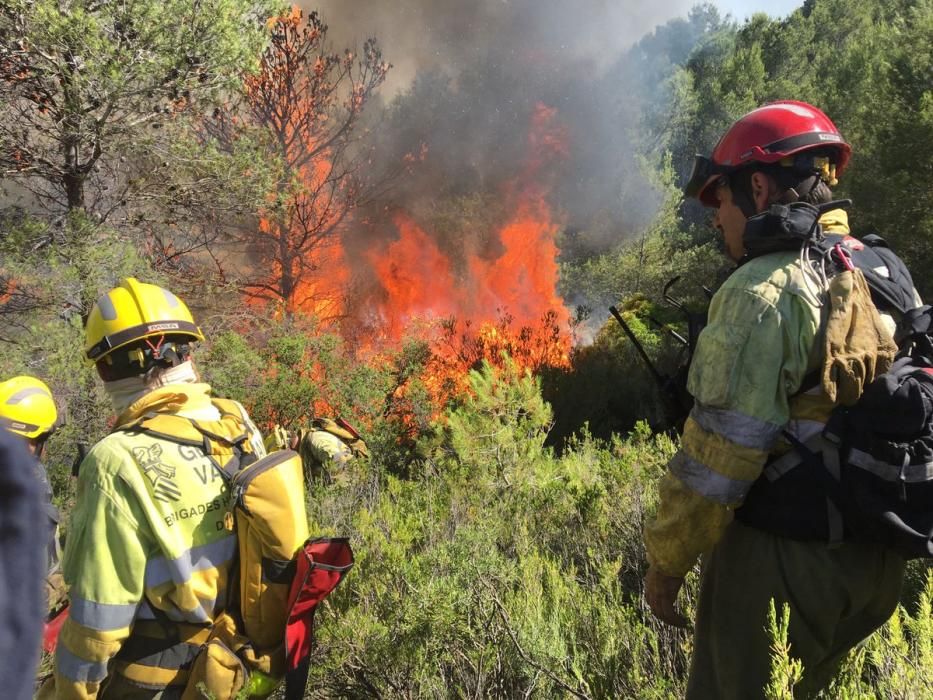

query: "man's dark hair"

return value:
[728, 147, 838, 217]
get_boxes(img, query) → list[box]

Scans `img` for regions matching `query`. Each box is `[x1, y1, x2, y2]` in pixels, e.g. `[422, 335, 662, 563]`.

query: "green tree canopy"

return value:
[0, 0, 284, 214]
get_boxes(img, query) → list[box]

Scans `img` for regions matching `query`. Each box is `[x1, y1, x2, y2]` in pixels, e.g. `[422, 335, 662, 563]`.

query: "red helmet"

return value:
[685, 100, 852, 207]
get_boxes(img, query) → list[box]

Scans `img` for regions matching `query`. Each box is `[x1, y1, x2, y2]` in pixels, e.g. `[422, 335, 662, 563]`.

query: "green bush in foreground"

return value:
[303, 358, 691, 698]
[302, 358, 933, 699]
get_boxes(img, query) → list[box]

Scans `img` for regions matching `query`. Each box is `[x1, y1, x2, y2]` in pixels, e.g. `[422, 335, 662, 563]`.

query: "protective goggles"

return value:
[683, 154, 733, 200]
[685, 151, 840, 202]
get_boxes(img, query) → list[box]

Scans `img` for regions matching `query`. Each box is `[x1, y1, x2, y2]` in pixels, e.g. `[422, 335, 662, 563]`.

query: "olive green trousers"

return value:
[686, 521, 905, 699]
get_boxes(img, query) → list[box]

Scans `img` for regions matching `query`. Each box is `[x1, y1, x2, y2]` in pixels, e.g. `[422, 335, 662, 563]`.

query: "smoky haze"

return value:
[305, 0, 695, 94]
[297, 0, 714, 319]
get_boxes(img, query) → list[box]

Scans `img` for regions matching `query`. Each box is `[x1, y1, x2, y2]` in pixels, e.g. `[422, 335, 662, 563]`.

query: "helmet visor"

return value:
[683, 154, 732, 200]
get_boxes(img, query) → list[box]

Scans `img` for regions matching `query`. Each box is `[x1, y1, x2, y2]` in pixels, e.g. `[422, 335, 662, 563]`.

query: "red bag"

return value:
[284, 538, 354, 700]
[43, 604, 69, 654]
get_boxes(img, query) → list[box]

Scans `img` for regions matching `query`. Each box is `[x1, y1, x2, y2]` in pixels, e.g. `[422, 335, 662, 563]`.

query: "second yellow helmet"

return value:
[0, 375, 58, 439]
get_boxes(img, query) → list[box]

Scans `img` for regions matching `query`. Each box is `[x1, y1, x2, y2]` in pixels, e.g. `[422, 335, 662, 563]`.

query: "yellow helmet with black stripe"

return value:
[0, 375, 58, 440]
[85, 277, 204, 366]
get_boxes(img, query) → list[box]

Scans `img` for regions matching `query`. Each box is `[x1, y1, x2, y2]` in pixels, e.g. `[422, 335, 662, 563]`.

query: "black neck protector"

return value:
[739, 199, 852, 265]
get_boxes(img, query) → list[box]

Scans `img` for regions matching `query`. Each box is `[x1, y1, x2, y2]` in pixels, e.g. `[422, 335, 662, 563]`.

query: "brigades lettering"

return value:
[164, 497, 225, 527]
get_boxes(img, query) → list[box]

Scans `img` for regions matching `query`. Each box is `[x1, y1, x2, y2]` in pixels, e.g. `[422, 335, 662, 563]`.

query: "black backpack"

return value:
[734, 203, 933, 558]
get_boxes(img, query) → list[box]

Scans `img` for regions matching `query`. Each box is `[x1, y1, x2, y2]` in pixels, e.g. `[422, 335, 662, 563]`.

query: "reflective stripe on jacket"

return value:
[53, 383, 264, 699]
[644, 211, 877, 577]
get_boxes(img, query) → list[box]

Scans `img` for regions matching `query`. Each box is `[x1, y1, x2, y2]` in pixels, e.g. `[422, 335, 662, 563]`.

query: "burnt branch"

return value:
[207, 8, 391, 313]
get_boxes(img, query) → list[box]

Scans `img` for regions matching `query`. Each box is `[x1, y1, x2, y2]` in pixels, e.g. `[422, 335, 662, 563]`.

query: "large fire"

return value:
[348, 101, 573, 407]
[249, 79, 573, 413]
[362, 102, 571, 364]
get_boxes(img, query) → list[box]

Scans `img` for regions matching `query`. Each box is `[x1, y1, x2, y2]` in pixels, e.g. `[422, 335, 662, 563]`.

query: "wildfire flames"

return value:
[250, 58, 572, 408]
[358, 102, 572, 384]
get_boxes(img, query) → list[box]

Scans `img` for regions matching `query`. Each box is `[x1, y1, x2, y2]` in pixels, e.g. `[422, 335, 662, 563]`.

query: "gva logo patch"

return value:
[133, 444, 182, 502]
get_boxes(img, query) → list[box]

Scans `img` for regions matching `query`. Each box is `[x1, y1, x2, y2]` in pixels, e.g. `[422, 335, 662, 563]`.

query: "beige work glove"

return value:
[822, 269, 897, 406]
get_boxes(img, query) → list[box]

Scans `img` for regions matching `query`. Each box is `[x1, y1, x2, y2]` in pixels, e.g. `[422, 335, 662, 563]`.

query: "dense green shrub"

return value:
[297, 359, 933, 699]
[301, 358, 692, 698]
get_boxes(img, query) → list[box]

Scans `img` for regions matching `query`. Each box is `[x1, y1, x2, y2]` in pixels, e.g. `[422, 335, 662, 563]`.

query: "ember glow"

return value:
[249, 90, 573, 406]
[359, 102, 572, 374]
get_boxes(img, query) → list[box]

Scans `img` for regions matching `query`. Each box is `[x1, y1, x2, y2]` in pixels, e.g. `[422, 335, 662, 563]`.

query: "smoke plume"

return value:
[291, 1, 704, 342]
[307, 1, 694, 94]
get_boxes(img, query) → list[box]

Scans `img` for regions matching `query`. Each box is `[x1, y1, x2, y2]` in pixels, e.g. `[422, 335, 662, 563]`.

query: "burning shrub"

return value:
[207, 7, 391, 314]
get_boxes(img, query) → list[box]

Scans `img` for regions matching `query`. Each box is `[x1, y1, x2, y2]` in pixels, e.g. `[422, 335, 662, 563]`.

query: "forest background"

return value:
[2, 0, 932, 697]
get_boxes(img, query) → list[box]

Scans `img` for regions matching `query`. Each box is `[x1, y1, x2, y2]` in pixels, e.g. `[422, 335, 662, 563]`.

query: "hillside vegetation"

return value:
[3, 0, 932, 696]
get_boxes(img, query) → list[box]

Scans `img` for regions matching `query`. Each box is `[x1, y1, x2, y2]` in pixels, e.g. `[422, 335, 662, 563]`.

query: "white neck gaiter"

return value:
[104, 360, 200, 416]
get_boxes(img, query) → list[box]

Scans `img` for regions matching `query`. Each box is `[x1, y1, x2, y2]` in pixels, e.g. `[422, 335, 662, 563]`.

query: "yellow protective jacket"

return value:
[300, 429, 353, 470]
[644, 210, 893, 576]
[52, 383, 265, 699]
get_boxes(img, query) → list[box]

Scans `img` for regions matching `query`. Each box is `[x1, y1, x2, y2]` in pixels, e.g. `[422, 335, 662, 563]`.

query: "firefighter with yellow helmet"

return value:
[265, 417, 369, 483]
[0, 375, 62, 578]
[45, 278, 265, 698]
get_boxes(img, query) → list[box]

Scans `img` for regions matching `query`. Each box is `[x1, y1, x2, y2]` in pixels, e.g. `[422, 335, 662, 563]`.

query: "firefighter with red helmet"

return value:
[644, 101, 915, 697]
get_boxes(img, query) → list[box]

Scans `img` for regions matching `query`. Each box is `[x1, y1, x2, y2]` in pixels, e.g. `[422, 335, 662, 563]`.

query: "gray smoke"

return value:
[306, 1, 695, 95]
[297, 0, 708, 296]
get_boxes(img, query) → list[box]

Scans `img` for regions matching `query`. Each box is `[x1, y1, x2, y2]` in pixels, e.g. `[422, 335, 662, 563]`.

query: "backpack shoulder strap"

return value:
[213, 398, 266, 462]
[115, 409, 250, 481]
[823, 233, 917, 315]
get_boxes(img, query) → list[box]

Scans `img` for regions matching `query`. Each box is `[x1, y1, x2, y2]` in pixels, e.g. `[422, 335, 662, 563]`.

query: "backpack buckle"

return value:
[898, 451, 911, 502]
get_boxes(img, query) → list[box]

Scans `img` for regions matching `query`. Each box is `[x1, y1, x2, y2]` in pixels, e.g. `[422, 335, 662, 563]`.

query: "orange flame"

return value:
[0, 277, 17, 307]
[245, 97, 573, 422]
[360, 102, 572, 408]
[368, 102, 569, 338]
[365, 213, 459, 340]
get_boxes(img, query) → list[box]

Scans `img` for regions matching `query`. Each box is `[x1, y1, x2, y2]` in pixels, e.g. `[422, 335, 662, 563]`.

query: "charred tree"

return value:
[213, 9, 390, 317]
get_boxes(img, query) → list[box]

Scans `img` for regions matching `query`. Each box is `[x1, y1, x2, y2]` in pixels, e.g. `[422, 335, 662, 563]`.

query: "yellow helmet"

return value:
[0, 375, 58, 439]
[85, 277, 204, 364]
